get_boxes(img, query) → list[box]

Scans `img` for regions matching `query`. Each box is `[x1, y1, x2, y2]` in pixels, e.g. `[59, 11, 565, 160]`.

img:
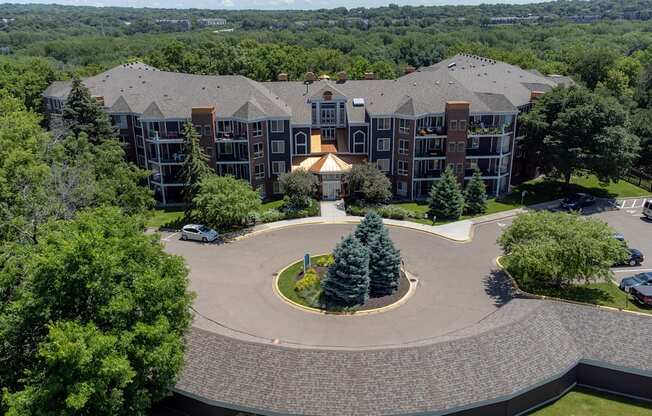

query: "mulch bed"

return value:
[293, 267, 410, 311]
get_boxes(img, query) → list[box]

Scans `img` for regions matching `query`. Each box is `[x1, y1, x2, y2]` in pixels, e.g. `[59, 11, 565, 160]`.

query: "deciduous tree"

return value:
[348, 163, 391, 205]
[194, 175, 261, 228]
[278, 168, 318, 209]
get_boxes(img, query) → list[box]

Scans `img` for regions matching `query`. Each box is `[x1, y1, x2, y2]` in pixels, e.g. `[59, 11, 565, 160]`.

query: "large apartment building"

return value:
[43, 54, 572, 206]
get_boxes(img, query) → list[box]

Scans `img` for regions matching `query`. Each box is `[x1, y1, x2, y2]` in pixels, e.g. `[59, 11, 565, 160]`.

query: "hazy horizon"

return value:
[0, 0, 548, 11]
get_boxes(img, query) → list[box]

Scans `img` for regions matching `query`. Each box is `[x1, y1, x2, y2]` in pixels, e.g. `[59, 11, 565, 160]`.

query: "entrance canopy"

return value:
[293, 153, 364, 174]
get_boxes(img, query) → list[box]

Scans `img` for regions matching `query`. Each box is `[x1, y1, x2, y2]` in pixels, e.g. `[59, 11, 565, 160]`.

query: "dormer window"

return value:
[322, 91, 333, 101]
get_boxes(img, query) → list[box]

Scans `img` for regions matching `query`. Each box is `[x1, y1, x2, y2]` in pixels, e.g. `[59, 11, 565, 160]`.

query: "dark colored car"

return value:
[615, 248, 645, 267]
[619, 272, 652, 293]
[631, 285, 652, 306]
[560, 193, 596, 211]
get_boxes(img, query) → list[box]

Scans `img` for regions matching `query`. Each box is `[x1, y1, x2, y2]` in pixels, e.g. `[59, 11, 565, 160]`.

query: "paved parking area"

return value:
[161, 199, 651, 349]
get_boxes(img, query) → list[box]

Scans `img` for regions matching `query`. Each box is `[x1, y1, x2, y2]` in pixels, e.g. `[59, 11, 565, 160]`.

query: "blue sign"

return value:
[303, 253, 311, 272]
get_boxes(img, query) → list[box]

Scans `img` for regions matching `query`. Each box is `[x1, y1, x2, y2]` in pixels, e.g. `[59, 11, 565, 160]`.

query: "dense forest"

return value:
[1, 0, 652, 173]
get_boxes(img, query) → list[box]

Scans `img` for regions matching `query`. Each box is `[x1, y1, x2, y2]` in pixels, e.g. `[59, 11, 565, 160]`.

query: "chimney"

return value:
[337, 71, 347, 83]
[93, 96, 105, 106]
[277, 73, 289, 82]
[305, 71, 316, 82]
[404, 65, 416, 75]
[364, 72, 375, 80]
[530, 90, 544, 102]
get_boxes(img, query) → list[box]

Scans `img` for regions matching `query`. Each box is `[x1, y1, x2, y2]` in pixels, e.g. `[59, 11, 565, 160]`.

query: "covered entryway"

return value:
[292, 153, 357, 201]
[322, 180, 341, 200]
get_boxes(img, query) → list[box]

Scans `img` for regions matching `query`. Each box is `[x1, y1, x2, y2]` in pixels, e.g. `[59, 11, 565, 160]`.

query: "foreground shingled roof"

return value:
[174, 299, 651, 416]
[44, 54, 567, 123]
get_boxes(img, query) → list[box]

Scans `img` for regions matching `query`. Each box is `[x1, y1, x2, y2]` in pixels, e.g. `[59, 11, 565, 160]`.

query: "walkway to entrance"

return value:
[319, 199, 347, 217]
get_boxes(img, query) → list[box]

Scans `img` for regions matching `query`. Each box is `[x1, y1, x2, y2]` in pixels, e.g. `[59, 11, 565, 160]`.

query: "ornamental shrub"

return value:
[294, 268, 322, 307]
[313, 254, 335, 267]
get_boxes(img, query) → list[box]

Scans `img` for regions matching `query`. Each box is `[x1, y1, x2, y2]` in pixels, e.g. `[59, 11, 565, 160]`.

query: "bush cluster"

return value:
[294, 268, 322, 308]
[346, 204, 419, 221]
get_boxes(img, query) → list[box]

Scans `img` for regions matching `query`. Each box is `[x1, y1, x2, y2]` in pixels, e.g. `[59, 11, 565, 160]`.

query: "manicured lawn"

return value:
[532, 387, 652, 415]
[259, 199, 284, 211]
[276, 258, 306, 306]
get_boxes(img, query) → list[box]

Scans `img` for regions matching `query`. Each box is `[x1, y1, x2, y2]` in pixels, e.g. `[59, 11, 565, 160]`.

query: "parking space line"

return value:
[612, 268, 652, 273]
[163, 231, 180, 241]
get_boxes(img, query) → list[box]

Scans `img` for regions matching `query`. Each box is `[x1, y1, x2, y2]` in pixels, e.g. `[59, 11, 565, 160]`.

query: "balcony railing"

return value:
[468, 123, 514, 136]
[149, 154, 186, 164]
[416, 126, 446, 136]
[414, 169, 442, 179]
[414, 148, 446, 158]
[216, 132, 248, 141]
[466, 147, 503, 157]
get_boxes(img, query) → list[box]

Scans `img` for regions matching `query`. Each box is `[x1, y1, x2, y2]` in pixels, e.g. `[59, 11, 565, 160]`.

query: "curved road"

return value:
[163, 220, 512, 349]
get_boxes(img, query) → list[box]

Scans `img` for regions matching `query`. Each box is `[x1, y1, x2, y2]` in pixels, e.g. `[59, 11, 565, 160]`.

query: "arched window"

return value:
[295, 131, 308, 155]
[353, 130, 366, 153]
[322, 91, 333, 101]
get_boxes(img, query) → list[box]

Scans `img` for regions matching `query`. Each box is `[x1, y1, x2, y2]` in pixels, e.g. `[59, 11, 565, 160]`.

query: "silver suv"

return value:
[181, 224, 219, 242]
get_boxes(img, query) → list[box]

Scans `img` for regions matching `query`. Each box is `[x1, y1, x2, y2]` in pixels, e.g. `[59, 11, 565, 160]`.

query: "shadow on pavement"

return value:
[483, 270, 515, 307]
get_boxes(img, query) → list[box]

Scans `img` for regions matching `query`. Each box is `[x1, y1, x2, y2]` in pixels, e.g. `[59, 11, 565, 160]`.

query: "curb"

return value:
[272, 256, 418, 316]
[495, 256, 651, 317]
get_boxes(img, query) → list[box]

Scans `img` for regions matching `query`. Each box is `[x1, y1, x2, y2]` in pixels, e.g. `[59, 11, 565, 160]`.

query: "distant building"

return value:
[567, 14, 601, 23]
[489, 15, 540, 25]
[197, 18, 227, 27]
[0, 17, 15, 25]
[155, 19, 191, 31]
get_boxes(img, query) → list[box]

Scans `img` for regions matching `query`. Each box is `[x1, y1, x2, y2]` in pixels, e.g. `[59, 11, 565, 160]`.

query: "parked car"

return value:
[616, 248, 645, 267]
[644, 199, 652, 220]
[630, 285, 652, 306]
[181, 224, 219, 242]
[613, 232, 626, 243]
[560, 193, 596, 211]
[619, 272, 652, 293]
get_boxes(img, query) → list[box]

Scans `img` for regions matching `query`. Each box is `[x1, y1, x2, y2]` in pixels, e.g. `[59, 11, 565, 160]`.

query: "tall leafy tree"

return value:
[322, 234, 370, 307]
[194, 175, 261, 228]
[347, 163, 391, 205]
[278, 169, 318, 209]
[428, 166, 464, 220]
[521, 86, 640, 184]
[0, 207, 194, 415]
[179, 122, 212, 218]
[368, 228, 401, 297]
[354, 210, 384, 246]
[62, 76, 115, 141]
[464, 168, 487, 215]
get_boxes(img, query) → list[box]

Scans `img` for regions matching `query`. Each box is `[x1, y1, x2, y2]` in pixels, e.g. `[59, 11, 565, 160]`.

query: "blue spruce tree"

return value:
[322, 235, 370, 307]
[354, 210, 384, 247]
[368, 228, 401, 297]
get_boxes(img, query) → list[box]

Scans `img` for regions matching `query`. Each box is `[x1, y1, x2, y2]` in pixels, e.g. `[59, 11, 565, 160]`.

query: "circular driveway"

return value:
[163, 222, 511, 349]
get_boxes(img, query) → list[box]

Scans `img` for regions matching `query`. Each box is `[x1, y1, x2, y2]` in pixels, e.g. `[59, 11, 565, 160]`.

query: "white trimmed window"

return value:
[273, 181, 282, 194]
[399, 139, 409, 155]
[448, 142, 456, 153]
[255, 163, 265, 179]
[457, 142, 465, 153]
[115, 115, 127, 129]
[295, 132, 307, 154]
[271, 140, 285, 154]
[399, 119, 410, 134]
[377, 158, 390, 172]
[459, 120, 467, 132]
[450, 120, 458, 131]
[322, 127, 335, 141]
[353, 131, 365, 153]
[377, 117, 391, 130]
[203, 125, 212, 137]
[253, 142, 263, 158]
[427, 159, 441, 171]
[398, 160, 408, 176]
[272, 161, 286, 175]
[377, 138, 390, 152]
[320, 107, 336, 125]
[252, 121, 263, 137]
[270, 120, 284, 133]
[397, 181, 408, 196]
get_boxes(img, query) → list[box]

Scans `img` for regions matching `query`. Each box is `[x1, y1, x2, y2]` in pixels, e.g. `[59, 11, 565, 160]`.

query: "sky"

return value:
[2, 0, 544, 11]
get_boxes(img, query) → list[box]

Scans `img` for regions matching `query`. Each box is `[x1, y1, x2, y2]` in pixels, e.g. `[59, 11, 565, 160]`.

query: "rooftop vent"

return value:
[404, 65, 416, 75]
[364, 72, 375, 80]
[352, 98, 365, 107]
[277, 73, 289, 82]
[337, 71, 347, 82]
[447, 62, 457, 69]
[305, 72, 316, 82]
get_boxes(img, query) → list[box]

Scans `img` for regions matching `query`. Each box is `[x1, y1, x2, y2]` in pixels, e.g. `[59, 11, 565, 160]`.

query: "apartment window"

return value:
[252, 122, 263, 137]
[271, 140, 285, 154]
[135, 116, 142, 129]
[311, 104, 318, 124]
[377, 158, 390, 172]
[397, 181, 408, 197]
[270, 120, 284, 133]
[469, 137, 480, 149]
[272, 161, 286, 175]
[377, 138, 390, 152]
[428, 138, 441, 150]
[255, 163, 265, 180]
[203, 125, 212, 137]
[321, 107, 336, 125]
[295, 132, 307, 154]
[399, 139, 409, 155]
[427, 159, 441, 171]
[448, 141, 456, 153]
[322, 127, 335, 141]
[115, 115, 127, 129]
[353, 132, 365, 153]
[338, 102, 346, 124]
[468, 158, 479, 170]
[459, 120, 467, 132]
[398, 160, 408, 176]
[253, 142, 263, 158]
[218, 142, 233, 156]
[450, 120, 458, 131]
[457, 163, 464, 175]
[218, 120, 233, 133]
[457, 142, 465, 153]
[399, 119, 410, 134]
[377, 118, 391, 130]
[273, 181, 282, 194]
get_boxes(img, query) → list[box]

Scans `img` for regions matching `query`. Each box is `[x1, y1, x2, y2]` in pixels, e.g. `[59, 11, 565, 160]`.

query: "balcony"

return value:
[468, 123, 514, 136]
[145, 132, 184, 143]
[216, 131, 248, 141]
[414, 169, 442, 179]
[148, 154, 186, 165]
[416, 126, 446, 137]
[466, 147, 503, 157]
[415, 148, 445, 158]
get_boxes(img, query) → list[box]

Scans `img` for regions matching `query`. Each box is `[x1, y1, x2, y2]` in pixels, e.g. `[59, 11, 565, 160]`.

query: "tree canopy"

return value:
[348, 163, 392, 205]
[194, 175, 262, 228]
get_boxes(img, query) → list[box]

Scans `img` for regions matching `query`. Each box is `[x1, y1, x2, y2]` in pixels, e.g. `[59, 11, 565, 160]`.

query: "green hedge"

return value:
[346, 203, 419, 220]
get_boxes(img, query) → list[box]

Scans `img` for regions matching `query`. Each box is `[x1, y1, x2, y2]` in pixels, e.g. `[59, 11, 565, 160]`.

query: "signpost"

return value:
[303, 253, 311, 273]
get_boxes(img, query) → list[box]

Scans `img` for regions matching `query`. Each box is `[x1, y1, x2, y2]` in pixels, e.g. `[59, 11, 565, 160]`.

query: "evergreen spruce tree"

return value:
[321, 235, 370, 307]
[179, 122, 212, 218]
[368, 228, 401, 297]
[354, 210, 384, 247]
[464, 167, 488, 215]
[428, 166, 465, 220]
[62, 77, 115, 141]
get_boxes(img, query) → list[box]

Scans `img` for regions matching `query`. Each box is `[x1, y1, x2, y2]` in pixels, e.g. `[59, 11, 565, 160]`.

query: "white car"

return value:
[181, 224, 219, 242]
[644, 200, 652, 220]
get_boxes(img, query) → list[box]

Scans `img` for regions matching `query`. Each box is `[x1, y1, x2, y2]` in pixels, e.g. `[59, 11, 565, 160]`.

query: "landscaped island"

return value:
[276, 212, 410, 313]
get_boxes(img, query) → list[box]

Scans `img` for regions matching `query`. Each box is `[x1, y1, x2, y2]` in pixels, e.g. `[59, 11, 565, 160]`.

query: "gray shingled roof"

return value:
[44, 55, 568, 122]
[174, 299, 650, 416]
